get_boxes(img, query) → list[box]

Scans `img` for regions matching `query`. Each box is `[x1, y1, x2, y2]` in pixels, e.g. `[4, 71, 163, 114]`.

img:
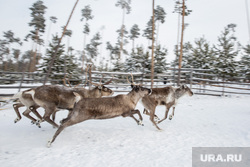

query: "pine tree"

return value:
[116, 25, 129, 55]
[143, 16, 155, 42]
[182, 37, 215, 70]
[25, 0, 47, 72]
[124, 46, 144, 72]
[85, 32, 102, 68]
[39, 34, 65, 80]
[46, 16, 57, 45]
[81, 5, 94, 68]
[129, 24, 140, 50]
[239, 44, 250, 80]
[155, 5, 166, 45]
[115, 0, 131, 60]
[2, 30, 22, 71]
[154, 45, 168, 73]
[213, 24, 240, 78]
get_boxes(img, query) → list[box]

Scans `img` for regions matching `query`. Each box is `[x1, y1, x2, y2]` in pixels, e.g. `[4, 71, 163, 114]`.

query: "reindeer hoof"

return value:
[169, 115, 173, 120]
[138, 120, 144, 126]
[47, 141, 52, 148]
[14, 118, 20, 123]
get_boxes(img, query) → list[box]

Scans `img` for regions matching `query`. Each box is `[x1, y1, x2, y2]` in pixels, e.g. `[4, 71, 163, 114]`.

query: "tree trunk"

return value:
[119, 8, 125, 61]
[178, 0, 185, 86]
[151, 0, 155, 88]
[29, 29, 39, 73]
[43, 0, 79, 85]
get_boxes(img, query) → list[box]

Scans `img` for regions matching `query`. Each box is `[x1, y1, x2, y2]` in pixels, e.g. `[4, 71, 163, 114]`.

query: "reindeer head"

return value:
[90, 78, 114, 97]
[127, 74, 152, 97]
[180, 84, 193, 96]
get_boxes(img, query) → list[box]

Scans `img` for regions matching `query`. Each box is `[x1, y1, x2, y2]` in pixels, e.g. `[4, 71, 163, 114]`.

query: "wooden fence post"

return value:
[88, 64, 92, 88]
[18, 72, 25, 92]
[190, 68, 193, 89]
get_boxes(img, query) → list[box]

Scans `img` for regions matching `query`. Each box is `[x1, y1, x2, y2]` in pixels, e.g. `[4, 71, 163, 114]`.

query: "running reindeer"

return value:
[47, 74, 152, 147]
[142, 85, 193, 130]
[13, 77, 113, 128]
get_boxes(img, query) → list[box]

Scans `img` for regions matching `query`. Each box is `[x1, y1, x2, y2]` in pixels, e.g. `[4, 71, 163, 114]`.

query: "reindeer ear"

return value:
[73, 92, 82, 103]
[181, 85, 187, 89]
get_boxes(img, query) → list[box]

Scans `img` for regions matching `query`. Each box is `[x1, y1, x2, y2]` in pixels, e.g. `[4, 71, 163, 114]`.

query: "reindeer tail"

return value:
[23, 89, 35, 100]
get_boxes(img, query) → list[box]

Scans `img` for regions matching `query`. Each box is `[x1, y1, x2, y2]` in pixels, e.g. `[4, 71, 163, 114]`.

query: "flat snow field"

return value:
[0, 95, 250, 167]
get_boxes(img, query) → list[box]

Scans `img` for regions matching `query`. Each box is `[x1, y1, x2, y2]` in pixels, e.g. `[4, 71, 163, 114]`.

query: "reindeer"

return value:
[47, 75, 152, 147]
[141, 85, 193, 130]
[16, 78, 113, 128]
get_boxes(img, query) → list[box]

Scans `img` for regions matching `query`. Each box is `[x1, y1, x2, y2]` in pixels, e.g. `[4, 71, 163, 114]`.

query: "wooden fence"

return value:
[1, 68, 250, 97]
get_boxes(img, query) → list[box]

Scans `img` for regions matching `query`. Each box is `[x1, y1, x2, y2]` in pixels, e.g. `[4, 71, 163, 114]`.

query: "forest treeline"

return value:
[0, 0, 250, 82]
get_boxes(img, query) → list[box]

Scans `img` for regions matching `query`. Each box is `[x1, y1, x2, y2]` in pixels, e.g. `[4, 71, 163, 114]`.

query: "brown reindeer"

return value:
[141, 85, 193, 130]
[47, 76, 152, 147]
[16, 78, 113, 128]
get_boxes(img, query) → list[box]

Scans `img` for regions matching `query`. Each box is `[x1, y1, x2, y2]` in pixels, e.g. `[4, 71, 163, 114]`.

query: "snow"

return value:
[0, 93, 250, 167]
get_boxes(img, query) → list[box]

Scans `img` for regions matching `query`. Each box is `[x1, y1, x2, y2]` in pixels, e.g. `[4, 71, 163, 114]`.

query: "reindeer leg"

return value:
[143, 108, 159, 122]
[158, 107, 170, 124]
[29, 106, 43, 128]
[122, 112, 140, 125]
[149, 109, 161, 130]
[48, 116, 85, 147]
[131, 109, 144, 126]
[13, 103, 24, 123]
[43, 106, 59, 128]
[22, 109, 38, 125]
[169, 107, 176, 120]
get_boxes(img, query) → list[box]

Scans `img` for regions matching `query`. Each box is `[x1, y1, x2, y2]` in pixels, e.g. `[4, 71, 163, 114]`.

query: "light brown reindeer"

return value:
[47, 75, 152, 147]
[141, 85, 193, 130]
[12, 76, 76, 127]
[17, 78, 113, 128]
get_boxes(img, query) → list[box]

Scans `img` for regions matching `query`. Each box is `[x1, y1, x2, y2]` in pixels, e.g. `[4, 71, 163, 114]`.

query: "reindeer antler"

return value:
[127, 73, 135, 85]
[102, 75, 113, 86]
[62, 75, 72, 88]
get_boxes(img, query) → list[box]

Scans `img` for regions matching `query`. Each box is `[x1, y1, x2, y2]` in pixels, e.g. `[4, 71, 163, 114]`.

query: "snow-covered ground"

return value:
[0, 93, 250, 167]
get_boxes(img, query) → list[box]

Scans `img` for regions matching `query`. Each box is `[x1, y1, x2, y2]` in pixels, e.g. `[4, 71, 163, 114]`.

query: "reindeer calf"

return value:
[142, 85, 193, 130]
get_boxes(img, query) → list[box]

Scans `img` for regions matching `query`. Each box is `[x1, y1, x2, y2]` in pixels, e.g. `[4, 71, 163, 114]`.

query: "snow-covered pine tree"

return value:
[239, 44, 250, 81]
[38, 35, 65, 80]
[107, 26, 129, 72]
[85, 32, 102, 69]
[129, 24, 140, 50]
[124, 46, 145, 72]
[182, 37, 215, 71]
[154, 45, 168, 73]
[213, 24, 240, 78]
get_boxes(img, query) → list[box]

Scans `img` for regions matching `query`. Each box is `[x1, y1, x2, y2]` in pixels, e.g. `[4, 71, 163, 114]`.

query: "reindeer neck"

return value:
[127, 91, 141, 106]
[88, 87, 101, 98]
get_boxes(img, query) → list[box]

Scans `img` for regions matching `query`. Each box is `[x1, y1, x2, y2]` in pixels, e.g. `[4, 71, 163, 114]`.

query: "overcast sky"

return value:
[0, 0, 249, 62]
